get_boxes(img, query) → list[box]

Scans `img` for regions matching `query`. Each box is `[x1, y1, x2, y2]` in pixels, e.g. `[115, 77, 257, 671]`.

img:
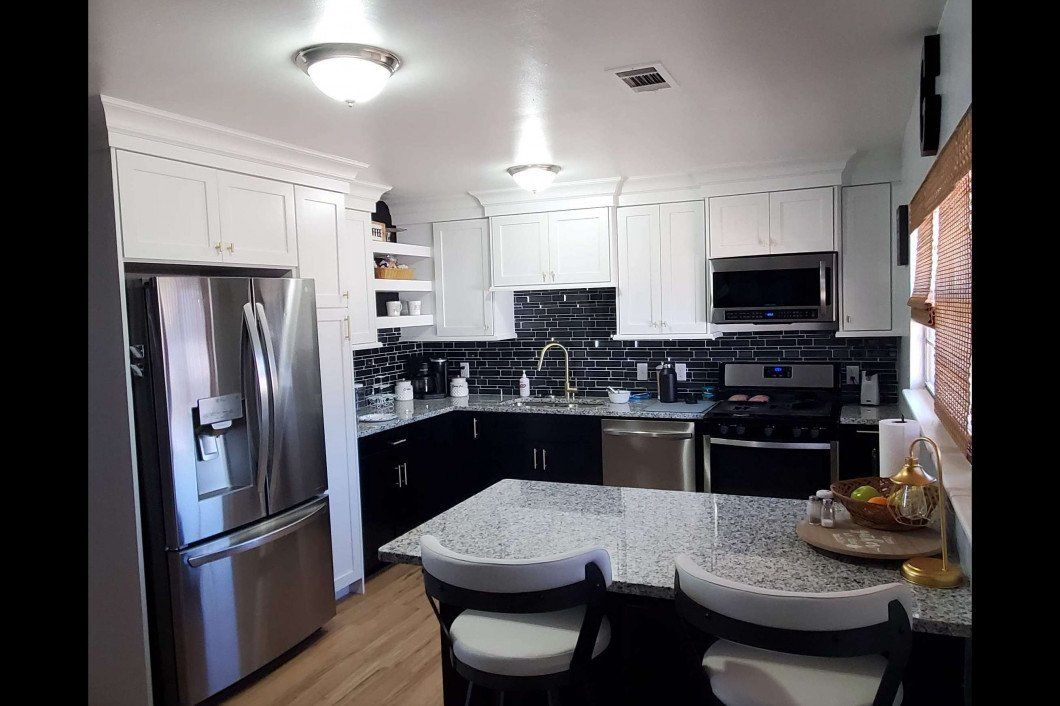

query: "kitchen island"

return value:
[381, 480, 970, 704]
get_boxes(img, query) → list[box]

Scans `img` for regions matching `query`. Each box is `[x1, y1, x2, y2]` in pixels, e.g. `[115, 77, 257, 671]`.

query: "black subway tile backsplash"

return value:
[353, 288, 899, 402]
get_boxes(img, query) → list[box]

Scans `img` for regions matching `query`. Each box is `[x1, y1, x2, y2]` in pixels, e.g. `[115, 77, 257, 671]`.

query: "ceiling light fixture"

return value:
[294, 43, 401, 105]
[507, 164, 561, 194]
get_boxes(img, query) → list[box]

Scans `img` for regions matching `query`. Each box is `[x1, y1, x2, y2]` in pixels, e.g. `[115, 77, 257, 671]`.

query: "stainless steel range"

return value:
[704, 362, 839, 499]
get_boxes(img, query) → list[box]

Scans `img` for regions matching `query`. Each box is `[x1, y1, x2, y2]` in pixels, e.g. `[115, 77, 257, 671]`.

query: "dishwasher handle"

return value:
[602, 429, 693, 439]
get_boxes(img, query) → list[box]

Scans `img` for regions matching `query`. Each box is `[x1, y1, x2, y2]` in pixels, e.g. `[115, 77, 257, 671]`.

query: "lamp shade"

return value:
[295, 44, 401, 105]
[507, 164, 561, 193]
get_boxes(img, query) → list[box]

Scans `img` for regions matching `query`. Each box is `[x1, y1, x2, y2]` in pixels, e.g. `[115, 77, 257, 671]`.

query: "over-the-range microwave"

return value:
[709, 252, 838, 331]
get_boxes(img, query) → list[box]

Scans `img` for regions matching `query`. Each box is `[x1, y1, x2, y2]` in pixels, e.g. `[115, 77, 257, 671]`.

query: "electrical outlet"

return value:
[845, 365, 861, 385]
[460, 362, 470, 378]
[675, 363, 687, 382]
[636, 362, 648, 381]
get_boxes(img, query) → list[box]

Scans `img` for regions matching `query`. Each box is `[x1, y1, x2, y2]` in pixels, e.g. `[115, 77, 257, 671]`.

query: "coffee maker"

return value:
[408, 356, 448, 399]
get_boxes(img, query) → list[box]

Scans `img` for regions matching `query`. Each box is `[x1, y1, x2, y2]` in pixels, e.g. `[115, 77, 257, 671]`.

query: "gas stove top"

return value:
[707, 393, 837, 420]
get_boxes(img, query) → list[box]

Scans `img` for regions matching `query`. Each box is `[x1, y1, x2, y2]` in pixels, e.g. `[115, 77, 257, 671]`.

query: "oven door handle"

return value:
[707, 437, 833, 451]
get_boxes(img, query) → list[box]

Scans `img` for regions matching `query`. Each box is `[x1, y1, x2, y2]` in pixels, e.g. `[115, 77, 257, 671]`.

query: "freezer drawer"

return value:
[168, 497, 335, 705]
[601, 419, 696, 491]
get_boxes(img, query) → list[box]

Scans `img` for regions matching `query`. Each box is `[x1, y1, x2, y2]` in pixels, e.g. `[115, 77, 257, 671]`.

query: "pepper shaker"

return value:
[806, 495, 822, 525]
[817, 489, 835, 528]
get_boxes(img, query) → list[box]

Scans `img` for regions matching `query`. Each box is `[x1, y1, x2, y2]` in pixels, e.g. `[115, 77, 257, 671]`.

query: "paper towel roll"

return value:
[878, 419, 922, 477]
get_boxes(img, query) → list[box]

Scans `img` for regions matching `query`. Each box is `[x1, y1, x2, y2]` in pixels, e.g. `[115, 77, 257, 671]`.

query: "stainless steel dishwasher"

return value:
[601, 419, 696, 491]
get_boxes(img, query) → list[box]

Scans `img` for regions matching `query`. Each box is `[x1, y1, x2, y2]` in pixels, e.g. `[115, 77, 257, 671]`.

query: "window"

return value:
[907, 108, 972, 461]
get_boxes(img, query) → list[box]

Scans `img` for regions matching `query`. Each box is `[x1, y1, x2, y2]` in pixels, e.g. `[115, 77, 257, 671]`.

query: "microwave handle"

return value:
[819, 261, 827, 307]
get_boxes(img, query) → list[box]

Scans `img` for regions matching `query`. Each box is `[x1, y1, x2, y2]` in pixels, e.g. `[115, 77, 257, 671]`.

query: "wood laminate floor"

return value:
[219, 564, 443, 705]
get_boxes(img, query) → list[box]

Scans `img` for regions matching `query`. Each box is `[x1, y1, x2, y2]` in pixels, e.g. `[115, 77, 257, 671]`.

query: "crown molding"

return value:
[469, 177, 622, 216]
[94, 95, 372, 193]
[346, 179, 393, 213]
[386, 193, 488, 225]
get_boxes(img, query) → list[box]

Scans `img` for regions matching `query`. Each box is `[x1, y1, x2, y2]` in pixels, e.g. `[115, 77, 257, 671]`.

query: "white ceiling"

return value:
[88, 0, 944, 202]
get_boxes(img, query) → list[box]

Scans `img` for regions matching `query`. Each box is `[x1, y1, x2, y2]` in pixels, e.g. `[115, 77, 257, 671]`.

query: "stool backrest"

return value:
[421, 535, 612, 595]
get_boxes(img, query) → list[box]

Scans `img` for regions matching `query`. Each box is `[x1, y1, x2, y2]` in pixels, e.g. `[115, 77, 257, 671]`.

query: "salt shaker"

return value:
[806, 495, 821, 525]
[817, 489, 835, 528]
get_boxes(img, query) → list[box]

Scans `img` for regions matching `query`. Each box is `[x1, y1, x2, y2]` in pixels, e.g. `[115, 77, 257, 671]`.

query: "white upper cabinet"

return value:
[658, 201, 707, 335]
[707, 193, 770, 258]
[343, 211, 377, 347]
[490, 212, 550, 287]
[616, 205, 659, 336]
[434, 219, 493, 336]
[708, 187, 836, 258]
[217, 171, 298, 267]
[768, 187, 835, 254]
[295, 186, 347, 308]
[116, 150, 222, 262]
[616, 201, 707, 338]
[547, 208, 611, 285]
[840, 183, 892, 333]
[490, 207, 612, 289]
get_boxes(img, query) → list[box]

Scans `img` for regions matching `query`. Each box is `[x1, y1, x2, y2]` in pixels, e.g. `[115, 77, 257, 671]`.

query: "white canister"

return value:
[385, 301, 402, 317]
[407, 300, 422, 316]
[395, 379, 414, 401]
[450, 377, 469, 398]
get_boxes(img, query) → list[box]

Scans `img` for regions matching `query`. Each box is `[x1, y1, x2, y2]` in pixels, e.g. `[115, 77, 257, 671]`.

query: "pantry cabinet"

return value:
[490, 207, 611, 288]
[840, 183, 893, 333]
[116, 150, 299, 267]
[616, 201, 707, 337]
[433, 218, 515, 338]
[707, 187, 835, 258]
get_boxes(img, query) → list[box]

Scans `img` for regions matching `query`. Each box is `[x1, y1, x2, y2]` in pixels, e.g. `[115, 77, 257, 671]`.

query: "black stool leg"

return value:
[463, 682, 474, 706]
[546, 688, 562, 706]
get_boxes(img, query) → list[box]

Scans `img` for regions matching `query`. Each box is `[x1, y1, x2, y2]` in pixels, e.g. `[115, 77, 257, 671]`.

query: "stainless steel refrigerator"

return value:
[127, 276, 336, 705]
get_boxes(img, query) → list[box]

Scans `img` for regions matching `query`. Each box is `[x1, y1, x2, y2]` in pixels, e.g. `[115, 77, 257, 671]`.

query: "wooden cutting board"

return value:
[796, 515, 942, 560]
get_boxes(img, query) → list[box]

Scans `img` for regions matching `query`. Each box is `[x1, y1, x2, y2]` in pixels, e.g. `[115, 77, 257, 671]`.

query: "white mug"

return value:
[386, 301, 402, 317]
[395, 379, 413, 401]
[407, 300, 422, 316]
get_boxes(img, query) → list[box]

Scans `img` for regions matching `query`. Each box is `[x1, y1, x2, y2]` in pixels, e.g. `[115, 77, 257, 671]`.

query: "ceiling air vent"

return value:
[611, 63, 677, 93]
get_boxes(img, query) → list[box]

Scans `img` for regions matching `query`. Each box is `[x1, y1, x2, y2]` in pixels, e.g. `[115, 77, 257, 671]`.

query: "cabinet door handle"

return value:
[542, 448, 547, 471]
[402, 462, 408, 486]
[473, 418, 478, 439]
[533, 448, 537, 470]
[395, 464, 403, 488]
[649, 321, 657, 328]
[227, 243, 235, 253]
[660, 321, 668, 328]
[344, 316, 351, 340]
[550, 271, 556, 281]
[342, 290, 350, 300]
[541, 272, 547, 282]
[214, 242, 223, 253]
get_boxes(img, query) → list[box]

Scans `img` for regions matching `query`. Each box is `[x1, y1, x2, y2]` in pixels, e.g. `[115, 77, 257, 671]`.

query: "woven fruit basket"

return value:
[374, 267, 415, 280]
[830, 476, 939, 532]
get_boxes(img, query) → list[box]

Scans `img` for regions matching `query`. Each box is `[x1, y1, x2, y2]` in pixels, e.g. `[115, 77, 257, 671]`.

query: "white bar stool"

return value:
[420, 535, 613, 705]
[674, 555, 914, 706]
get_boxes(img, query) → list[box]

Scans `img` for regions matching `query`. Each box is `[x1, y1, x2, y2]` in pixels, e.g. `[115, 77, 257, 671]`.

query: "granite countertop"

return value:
[356, 394, 717, 438]
[380, 479, 971, 637]
[839, 403, 903, 425]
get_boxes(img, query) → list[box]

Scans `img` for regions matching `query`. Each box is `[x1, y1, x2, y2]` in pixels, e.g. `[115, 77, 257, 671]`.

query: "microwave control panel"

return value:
[724, 308, 819, 321]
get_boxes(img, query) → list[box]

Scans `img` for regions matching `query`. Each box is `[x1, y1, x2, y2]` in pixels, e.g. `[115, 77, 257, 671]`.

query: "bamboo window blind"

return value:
[907, 108, 972, 460]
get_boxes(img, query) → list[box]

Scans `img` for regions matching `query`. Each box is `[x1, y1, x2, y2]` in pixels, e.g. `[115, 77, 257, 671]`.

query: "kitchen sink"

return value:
[503, 398, 607, 409]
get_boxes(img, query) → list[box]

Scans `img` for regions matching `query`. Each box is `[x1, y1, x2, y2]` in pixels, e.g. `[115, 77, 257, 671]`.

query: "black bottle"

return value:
[657, 363, 679, 403]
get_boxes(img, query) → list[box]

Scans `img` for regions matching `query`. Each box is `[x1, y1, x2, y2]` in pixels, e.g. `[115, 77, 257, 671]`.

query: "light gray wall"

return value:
[896, 0, 972, 392]
[88, 99, 153, 705]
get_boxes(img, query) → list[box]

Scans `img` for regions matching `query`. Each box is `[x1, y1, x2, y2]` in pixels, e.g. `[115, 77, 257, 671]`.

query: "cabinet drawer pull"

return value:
[542, 448, 547, 471]
[533, 448, 537, 470]
[855, 430, 880, 435]
[390, 438, 407, 445]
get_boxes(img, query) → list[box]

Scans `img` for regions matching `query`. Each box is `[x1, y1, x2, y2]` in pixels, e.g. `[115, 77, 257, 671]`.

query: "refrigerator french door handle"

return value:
[254, 302, 280, 483]
[184, 499, 328, 567]
[243, 303, 271, 487]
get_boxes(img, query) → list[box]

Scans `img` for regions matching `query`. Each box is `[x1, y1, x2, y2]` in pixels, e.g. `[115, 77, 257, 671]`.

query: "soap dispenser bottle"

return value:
[519, 370, 530, 398]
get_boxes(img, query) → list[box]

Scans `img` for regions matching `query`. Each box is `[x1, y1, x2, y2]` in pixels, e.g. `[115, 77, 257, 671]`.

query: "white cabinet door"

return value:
[343, 211, 377, 346]
[547, 208, 611, 285]
[434, 219, 493, 336]
[768, 187, 835, 254]
[840, 184, 892, 332]
[115, 151, 222, 262]
[316, 306, 363, 592]
[295, 186, 347, 308]
[616, 205, 660, 336]
[490, 213, 550, 287]
[708, 193, 770, 258]
[658, 201, 708, 335]
[217, 171, 298, 267]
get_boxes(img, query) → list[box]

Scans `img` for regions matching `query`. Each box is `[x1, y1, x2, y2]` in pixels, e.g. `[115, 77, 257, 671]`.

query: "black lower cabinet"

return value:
[488, 413, 603, 485]
[837, 424, 881, 479]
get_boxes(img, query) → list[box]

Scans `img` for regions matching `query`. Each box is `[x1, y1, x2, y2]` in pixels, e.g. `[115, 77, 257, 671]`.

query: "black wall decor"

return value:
[920, 34, 941, 157]
[353, 288, 900, 403]
[897, 204, 910, 266]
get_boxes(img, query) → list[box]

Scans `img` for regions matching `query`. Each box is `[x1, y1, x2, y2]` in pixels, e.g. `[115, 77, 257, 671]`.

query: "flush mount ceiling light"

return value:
[507, 164, 561, 194]
[294, 43, 401, 105]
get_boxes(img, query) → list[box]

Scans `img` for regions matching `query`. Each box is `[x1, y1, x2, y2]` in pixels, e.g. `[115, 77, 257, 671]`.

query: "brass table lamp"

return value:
[888, 436, 964, 588]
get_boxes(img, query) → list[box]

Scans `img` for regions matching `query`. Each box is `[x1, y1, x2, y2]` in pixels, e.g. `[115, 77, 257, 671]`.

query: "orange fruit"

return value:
[867, 496, 888, 505]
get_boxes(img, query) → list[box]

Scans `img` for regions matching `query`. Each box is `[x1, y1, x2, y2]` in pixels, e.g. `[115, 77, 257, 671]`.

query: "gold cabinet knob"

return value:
[342, 290, 350, 300]
[226, 243, 235, 253]
[214, 242, 223, 253]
